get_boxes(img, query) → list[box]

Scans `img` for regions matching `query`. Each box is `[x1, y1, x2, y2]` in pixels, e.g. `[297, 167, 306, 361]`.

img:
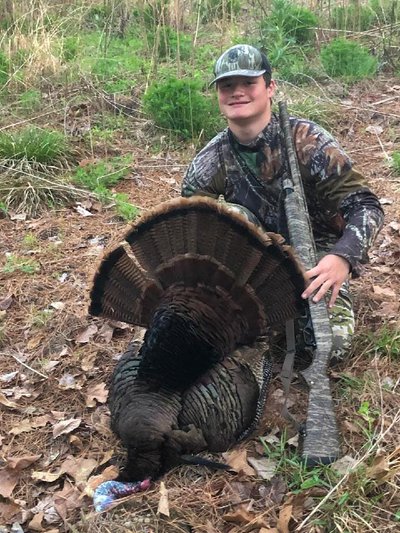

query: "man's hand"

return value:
[302, 254, 350, 308]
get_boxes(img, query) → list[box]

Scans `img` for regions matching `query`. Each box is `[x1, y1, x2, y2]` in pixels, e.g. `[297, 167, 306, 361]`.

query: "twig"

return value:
[5, 352, 49, 379]
[0, 111, 56, 132]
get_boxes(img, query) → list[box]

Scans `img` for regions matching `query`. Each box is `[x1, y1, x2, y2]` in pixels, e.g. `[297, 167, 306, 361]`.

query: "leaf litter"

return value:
[0, 81, 399, 533]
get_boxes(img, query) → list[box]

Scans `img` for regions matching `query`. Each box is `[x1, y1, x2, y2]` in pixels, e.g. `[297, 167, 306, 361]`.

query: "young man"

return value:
[181, 44, 384, 364]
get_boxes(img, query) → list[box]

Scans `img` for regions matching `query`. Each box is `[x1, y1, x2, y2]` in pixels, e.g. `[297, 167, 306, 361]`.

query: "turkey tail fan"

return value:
[90, 196, 307, 341]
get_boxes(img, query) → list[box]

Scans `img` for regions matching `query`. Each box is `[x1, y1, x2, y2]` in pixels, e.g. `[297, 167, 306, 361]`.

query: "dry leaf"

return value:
[61, 456, 97, 485]
[75, 205, 93, 217]
[28, 512, 44, 531]
[75, 324, 98, 344]
[69, 435, 84, 449]
[50, 302, 65, 310]
[277, 503, 292, 533]
[30, 495, 60, 526]
[53, 480, 82, 521]
[0, 468, 20, 498]
[373, 286, 397, 298]
[85, 465, 119, 497]
[157, 481, 170, 517]
[85, 382, 108, 407]
[58, 373, 82, 390]
[52, 418, 82, 438]
[0, 501, 21, 522]
[9, 419, 39, 435]
[222, 449, 256, 476]
[31, 469, 65, 483]
[223, 507, 267, 528]
[98, 322, 114, 343]
[0, 371, 18, 383]
[81, 352, 97, 372]
[330, 455, 358, 475]
[7, 455, 41, 470]
[0, 295, 13, 310]
[0, 392, 19, 409]
[223, 507, 256, 525]
[366, 125, 384, 135]
[247, 456, 277, 480]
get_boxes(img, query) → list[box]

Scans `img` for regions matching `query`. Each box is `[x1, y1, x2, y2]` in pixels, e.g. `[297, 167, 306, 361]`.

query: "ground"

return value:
[0, 78, 399, 532]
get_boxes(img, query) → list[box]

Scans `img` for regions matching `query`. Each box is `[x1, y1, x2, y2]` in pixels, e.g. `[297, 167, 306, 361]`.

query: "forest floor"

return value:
[1, 78, 400, 533]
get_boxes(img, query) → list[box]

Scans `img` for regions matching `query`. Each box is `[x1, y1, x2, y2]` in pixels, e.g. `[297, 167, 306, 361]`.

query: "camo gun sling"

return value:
[279, 101, 340, 466]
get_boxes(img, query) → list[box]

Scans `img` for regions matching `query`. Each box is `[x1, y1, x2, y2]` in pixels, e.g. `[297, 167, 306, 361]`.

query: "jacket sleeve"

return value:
[329, 187, 384, 275]
[295, 121, 384, 275]
[181, 135, 226, 198]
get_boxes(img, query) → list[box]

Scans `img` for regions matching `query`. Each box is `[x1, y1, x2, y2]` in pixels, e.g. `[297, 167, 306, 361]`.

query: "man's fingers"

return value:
[302, 277, 327, 299]
[328, 284, 341, 308]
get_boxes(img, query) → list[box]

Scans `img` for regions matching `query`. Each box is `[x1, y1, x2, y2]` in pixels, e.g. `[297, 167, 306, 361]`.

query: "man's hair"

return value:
[263, 72, 272, 87]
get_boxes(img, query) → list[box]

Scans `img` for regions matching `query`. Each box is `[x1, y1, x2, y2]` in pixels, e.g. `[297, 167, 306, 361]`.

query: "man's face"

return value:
[217, 75, 275, 126]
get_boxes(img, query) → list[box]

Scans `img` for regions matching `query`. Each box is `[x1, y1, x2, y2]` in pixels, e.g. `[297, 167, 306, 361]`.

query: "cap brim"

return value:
[209, 69, 267, 87]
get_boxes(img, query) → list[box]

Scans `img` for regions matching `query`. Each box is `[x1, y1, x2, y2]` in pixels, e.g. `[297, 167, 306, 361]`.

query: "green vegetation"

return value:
[260, 0, 319, 83]
[320, 38, 378, 80]
[0, 127, 68, 164]
[392, 151, 400, 174]
[143, 76, 221, 142]
[2, 254, 40, 275]
[260, 432, 335, 493]
[72, 155, 138, 221]
[200, 0, 241, 22]
[368, 325, 400, 359]
[72, 155, 132, 192]
[22, 233, 40, 249]
[330, 3, 376, 31]
[0, 50, 9, 86]
[264, 0, 319, 45]
[18, 89, 42, 111]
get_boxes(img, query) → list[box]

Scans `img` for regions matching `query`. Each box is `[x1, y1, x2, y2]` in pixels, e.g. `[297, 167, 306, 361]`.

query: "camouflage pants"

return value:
[222, 200, 355, 365]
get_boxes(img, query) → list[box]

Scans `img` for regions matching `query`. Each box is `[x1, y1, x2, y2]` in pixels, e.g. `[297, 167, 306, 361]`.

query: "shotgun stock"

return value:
[278, 101, 340, 465]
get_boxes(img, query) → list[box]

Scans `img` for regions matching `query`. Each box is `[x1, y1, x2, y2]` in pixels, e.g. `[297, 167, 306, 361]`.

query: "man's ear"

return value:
[267, 79, 277, 98]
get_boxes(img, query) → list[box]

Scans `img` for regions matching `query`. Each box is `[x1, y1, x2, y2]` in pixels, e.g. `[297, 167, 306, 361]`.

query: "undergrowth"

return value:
[0, 127, 68, 164]
[72, 156, 139, 221]
[321, 38, 378, 81]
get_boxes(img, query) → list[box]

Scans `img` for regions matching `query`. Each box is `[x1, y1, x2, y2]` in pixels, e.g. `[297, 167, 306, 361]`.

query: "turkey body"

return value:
[90, 197, 306, 481]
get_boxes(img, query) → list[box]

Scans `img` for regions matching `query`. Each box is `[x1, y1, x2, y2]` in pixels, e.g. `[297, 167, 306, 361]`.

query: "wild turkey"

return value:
[90, 196, 306, 481]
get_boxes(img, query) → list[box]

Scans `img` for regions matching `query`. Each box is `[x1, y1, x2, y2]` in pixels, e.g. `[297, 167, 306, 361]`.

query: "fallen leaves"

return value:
[52, 417, 82, 438]
[157, 481, 170, 517]
[0, 391, 19, 409]
[222, 449, 256, 477]
[0, 455, 41, 498]
[85, 382, 108, 407]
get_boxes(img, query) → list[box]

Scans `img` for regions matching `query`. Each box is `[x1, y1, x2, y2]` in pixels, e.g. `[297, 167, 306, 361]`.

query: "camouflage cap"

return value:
[210, 44, 272, 85]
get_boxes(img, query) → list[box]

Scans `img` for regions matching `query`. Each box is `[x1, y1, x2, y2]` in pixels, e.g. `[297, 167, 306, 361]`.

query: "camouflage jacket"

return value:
[181, 113, 384, 276]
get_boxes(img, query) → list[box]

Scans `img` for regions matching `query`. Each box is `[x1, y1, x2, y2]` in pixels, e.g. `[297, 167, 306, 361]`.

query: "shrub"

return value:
[261, 0, 318, 45]
[320, 38, 377, 80]
[143, 76, 220, 141]
[0, 127, 68, 164]
[330, 4, 376, 31]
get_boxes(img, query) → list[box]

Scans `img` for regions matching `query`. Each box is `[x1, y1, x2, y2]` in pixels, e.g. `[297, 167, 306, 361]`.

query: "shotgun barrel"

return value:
[278, 101, 340, 465]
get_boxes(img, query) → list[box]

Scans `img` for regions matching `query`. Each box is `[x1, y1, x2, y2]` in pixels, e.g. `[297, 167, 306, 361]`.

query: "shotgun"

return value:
[278, 101, 340, 466]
